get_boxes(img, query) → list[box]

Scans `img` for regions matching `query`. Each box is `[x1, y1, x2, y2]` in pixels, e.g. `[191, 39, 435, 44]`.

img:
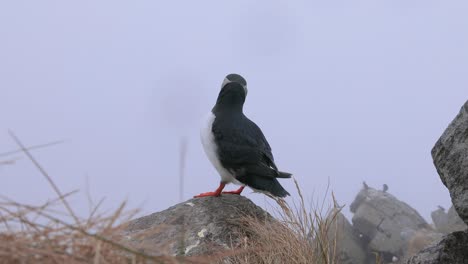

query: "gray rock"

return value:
[431, 206, 467, 234]
[350, 183, 429, 261]
[447, 206, 468, 232]
[121, 195, 272, 256]
[431, 207, 448, 233]
[432, 100, 468, 225]
[404, 229, 444, 260]
[327, 210, 368, 264]
[406, 229, 468, 264]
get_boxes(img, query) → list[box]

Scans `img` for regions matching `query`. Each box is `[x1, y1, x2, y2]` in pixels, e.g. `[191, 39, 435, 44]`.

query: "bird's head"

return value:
[222, 73, 248, 96]
[214, 73, 248, 112]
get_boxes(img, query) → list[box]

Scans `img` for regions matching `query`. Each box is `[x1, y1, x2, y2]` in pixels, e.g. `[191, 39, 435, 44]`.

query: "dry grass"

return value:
[221, 180, 342, 264]
[2, 132, 341, 264]
[0, 132, 208, 264]
[0, 191, 341, 264]
[0, 190, 215, 264]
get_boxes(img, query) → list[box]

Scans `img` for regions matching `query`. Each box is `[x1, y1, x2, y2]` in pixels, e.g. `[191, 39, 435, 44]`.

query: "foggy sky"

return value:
[1, 1, 468, 221]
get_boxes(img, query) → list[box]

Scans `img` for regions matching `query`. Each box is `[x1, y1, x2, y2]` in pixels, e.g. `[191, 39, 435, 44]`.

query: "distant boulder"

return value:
[431, 206, 449, 233]
[404, 228, 444, 261]
[446, 206, 468, 232]
[326, 210, 368, 264]
[431, 205, 467, 234]
[121, 195, 272, 256]
[432, 100, 468, 225]
[350, 183, 431, 262]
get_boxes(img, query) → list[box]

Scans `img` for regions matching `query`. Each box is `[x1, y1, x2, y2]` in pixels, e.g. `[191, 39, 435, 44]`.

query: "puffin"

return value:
[195, 73, 291, 198]
[382, 183, 389, 193]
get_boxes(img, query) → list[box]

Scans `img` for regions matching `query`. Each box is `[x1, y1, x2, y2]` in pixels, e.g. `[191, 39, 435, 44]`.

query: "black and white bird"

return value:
[195, 74, 291, 198]
[382, 183, 389, 193]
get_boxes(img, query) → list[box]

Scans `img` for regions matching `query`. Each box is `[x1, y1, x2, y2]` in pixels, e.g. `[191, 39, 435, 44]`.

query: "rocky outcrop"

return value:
[404, 229, 444, 261]
[446, 206, 468, 232]
[327, 210, 368, 264]
[117, 184, 463, 263]
[408, 100, 468, 263]
[431, 206, 467, 234]
[350, 183, 431, 262]
[121, 195, 272, 256]
[431, 207, 448, 233]
[406, 230, 468, 264]
[431, 100, 468, 225]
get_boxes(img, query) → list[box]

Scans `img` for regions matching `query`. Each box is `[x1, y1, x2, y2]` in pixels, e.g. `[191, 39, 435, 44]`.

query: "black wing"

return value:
[212, 114, 286, 178]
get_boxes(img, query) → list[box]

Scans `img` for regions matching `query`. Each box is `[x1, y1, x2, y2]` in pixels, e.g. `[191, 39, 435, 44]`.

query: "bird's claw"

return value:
[221, 186, 245, 195]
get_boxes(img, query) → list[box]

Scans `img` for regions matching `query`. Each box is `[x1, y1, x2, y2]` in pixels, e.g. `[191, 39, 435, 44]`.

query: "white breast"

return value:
[200, 112, 240, 185]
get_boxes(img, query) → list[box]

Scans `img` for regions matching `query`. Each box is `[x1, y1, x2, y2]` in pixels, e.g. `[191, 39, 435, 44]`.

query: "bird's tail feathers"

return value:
[277, 171, 292, 178]
[246, 176, 290, 198]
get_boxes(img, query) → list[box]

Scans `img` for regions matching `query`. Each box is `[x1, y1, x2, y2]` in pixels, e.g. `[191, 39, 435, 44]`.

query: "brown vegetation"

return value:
[221, 180, 341, 264]
[1, 133, 338, 263]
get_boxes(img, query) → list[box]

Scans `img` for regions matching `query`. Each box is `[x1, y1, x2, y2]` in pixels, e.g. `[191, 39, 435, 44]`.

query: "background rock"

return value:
[432, 100, 468, 225]
[406, 230, 468, 264]
[431, 206, 467, 234]
[350, 183, 429, 262]
[431, 206, 448, 233]
[121, 195, 272, 256]
[404, 229, 444, 261]
[446, 206, 468, 232]
[327, 210, 368, 264]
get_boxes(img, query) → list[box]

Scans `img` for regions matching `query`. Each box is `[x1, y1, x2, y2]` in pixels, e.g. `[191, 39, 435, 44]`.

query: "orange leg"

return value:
[194, 183, 226, 198]
[222, 186, 245, 195]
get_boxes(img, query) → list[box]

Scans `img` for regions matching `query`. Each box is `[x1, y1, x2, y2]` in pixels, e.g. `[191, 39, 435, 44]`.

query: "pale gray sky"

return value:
[1, 1, 467, 221]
